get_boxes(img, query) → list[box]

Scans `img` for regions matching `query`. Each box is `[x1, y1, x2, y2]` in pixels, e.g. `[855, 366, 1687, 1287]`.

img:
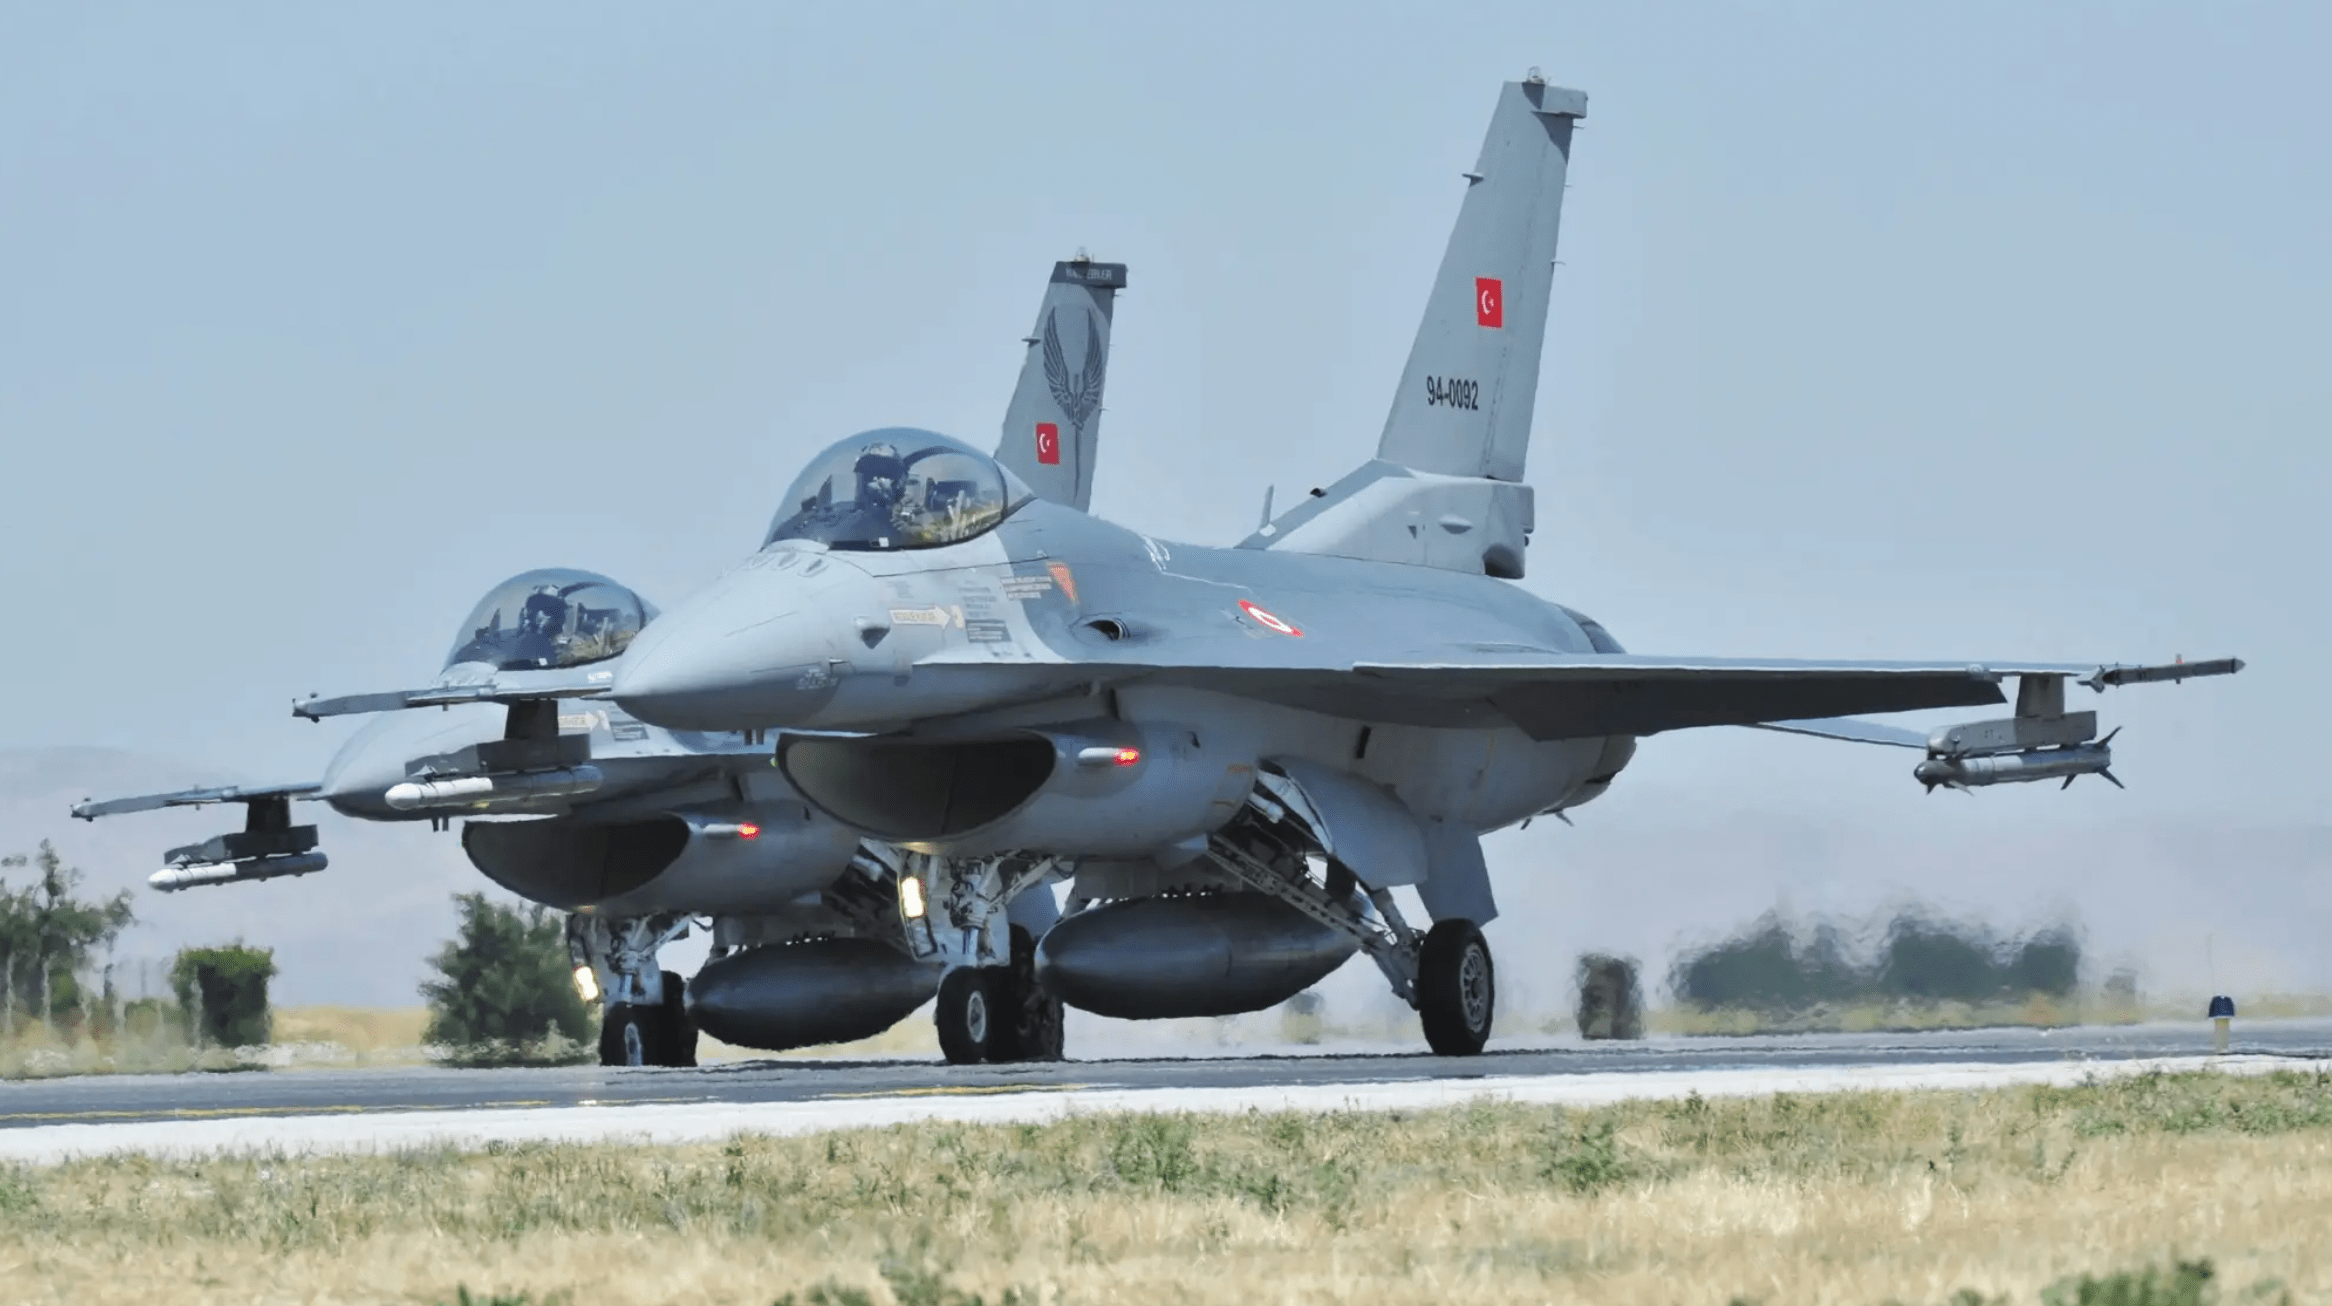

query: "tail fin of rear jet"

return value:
[1243, 78, 1584, 578]
[996, 257, 1126, 512]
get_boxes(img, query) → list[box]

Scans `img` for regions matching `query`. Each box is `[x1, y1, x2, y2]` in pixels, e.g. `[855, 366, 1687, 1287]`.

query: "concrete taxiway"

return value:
[2, 1020, 2324, 1165]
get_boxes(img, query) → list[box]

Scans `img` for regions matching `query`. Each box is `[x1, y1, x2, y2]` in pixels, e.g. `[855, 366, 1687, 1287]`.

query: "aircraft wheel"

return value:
[599, 1002, 655, 1067]
[657, 970, 698, 1068]
[935, 967, 997, 1065]
[987, 926, 1065, 1063]
[1418, 919, 1495, 1056]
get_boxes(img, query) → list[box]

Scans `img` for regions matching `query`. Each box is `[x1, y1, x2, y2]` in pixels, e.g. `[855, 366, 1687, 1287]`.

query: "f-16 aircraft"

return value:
[586, 76, 2242, 1058]
[74, 258, 1129, 1067]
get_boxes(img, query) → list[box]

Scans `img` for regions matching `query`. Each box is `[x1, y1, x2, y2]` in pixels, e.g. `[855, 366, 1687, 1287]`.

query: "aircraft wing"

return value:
[72, 780, 321, 821]
[936, 645, 2242, 744]
[1341, 655, 2037, 741]
[1747, 717, 1930, 749]
[1344, 654, 2240, 742]
[294, 666, 615, 719]
[71, 781, 331, 892]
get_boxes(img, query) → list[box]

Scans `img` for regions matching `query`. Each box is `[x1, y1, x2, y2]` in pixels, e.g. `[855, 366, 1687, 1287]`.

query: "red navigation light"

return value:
[736, 821, 761, 840]
[1112, 747, 1142, 767]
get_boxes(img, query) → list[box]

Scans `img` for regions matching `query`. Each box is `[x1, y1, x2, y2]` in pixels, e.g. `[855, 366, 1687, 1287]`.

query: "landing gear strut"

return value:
[1207, 809, 1499, 1056]
[569, 915, 698, 1067]
[906, 855, 1069, 1064]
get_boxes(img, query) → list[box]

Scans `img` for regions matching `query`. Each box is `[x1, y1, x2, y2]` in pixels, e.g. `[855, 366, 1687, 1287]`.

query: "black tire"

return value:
[657, 970, 698, 1067]
[986, 927, 1066, 1063]
[599, 1002, 654, 1067]
[1418, 919, 1495, 1056]
[935, 967, 997, 1065]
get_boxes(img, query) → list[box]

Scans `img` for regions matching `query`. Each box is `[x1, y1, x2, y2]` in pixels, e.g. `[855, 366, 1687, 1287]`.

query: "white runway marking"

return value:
[0, 1054, 2296, 1166]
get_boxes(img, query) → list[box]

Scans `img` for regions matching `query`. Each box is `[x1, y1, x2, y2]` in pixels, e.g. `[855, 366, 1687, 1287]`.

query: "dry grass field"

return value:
[1, 1069, 2326, 1305]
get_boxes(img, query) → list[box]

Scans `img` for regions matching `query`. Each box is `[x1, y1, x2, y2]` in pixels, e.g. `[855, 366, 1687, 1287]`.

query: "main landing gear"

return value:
[597, 968, 699, 1068]
[569, 915, 699, 1068]
[900, 854, 1067, 1066]
[1416, 919, 1495, 1056]
[1208, 814, 1498, 1058]
[934, 925, 1065, 1065]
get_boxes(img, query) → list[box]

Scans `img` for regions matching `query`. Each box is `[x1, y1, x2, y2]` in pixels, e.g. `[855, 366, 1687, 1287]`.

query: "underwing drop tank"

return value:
[1035, 893, 1358, 1019]
[684, 938, 940, 1051]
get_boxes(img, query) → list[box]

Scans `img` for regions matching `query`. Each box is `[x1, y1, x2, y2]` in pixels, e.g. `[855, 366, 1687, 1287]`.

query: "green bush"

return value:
[171, 945, 276, 1047]
[420, 894, 591, 1065]
[2041, 1258, 2218, 1306]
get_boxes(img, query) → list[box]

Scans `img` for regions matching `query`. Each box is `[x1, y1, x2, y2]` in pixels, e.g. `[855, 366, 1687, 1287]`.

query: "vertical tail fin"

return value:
[1242, 78, 1583, 578]
[996, 257, 1126, 511]
[1376, 78, 1584, 483]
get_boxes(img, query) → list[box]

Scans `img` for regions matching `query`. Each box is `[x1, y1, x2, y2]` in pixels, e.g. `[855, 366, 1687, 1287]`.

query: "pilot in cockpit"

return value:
[512, 586, 569, 665]
[852, 443, 907, 516]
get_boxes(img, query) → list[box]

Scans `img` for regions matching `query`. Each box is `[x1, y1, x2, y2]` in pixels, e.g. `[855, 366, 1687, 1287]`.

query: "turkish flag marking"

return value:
[1475, 277, 1504, 328]
[1035, 422, 1060, 465]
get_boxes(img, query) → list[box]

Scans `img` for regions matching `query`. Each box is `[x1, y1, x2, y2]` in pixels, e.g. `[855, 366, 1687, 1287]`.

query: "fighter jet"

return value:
[73, 257, 1129, 1067]
[598, 77, 2242, 1059]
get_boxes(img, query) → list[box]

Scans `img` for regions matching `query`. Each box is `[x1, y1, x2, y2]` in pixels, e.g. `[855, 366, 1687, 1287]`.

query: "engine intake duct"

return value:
[780, 722, 1249, 856]
[686, 938, 940, 1051]
[1036, 893, 1358, 1019]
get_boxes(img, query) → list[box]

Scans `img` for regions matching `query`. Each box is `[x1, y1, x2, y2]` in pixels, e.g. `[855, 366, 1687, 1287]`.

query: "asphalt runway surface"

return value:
[5, 1019, 2326, 1132]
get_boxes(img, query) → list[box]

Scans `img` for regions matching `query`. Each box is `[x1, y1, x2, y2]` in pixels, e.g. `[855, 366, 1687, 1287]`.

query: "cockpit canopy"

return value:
[447, 569, 656, 672]
[764, 428, 1028, 552]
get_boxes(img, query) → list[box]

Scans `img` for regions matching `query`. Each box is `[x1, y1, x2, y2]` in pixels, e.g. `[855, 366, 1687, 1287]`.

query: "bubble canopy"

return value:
[446, 569, 656, 672]
[764, 428, 1029, 552]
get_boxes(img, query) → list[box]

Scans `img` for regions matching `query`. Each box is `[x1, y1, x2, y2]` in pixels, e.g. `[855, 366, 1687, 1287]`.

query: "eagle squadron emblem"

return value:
[1041, 307, 1107, 446]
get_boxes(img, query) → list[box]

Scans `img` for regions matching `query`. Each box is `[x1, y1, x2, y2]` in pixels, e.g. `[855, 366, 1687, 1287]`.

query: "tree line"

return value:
[1669, 908, 2083, 1014]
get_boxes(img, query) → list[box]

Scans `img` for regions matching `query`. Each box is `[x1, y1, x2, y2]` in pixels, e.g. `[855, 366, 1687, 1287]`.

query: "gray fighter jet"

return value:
[593, 77, 2242, 1059]
[73, 258, 1128, 1067]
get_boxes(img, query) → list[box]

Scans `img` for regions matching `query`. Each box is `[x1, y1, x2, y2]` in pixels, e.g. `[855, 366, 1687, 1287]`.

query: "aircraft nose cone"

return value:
[613, 561, 851, 731]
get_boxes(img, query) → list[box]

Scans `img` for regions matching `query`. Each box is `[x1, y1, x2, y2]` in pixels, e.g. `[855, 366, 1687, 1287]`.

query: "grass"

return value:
[1, 1069, 2327, 1303]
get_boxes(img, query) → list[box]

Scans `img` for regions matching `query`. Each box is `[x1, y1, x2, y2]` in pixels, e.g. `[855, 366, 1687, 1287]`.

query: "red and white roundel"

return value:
[1239, 599, 1303, 637]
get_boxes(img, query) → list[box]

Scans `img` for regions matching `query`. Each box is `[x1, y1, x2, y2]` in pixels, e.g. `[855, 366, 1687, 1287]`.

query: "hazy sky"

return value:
[3, 4, 2325, 1004]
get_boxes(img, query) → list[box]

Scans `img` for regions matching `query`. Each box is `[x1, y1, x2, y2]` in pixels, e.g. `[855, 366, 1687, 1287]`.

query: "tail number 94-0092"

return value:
[1425, 375, 1479, 410]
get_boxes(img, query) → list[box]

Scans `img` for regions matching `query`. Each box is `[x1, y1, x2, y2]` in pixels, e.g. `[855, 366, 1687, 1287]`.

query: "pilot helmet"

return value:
[852, 442, 907, 501]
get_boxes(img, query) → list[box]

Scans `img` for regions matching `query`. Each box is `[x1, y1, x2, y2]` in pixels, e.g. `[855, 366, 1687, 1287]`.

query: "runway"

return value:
[3, 1019, 2324, 1164]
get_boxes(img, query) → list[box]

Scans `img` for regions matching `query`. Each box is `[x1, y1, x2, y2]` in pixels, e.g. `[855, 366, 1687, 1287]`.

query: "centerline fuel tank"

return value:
[685, 938, 940, 1052]
[1034, 892, 1358, 1019]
